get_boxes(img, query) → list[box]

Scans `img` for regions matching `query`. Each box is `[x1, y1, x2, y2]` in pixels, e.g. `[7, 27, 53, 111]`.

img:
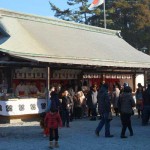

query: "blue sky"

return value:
[0, 0, 71, 17]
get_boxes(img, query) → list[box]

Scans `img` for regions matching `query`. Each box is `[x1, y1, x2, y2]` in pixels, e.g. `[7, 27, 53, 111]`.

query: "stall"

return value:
[0, 98, 46, 116]
[0, 66, 47, 118]
[0, 9, 150, 120]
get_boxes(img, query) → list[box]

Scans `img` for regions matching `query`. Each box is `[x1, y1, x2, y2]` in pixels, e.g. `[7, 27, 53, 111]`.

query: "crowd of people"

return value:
[41, 81, 150, 148]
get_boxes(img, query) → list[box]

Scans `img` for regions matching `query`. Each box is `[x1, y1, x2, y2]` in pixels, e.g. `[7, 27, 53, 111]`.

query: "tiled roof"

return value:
[0, 9, 150, 68]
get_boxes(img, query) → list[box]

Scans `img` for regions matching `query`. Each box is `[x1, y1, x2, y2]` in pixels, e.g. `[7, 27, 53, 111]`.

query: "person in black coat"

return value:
[61, 90, 72, 127]
[118, 86, 135, 138]
[142, 83, 150, 126]
[95, 83, 114, 138]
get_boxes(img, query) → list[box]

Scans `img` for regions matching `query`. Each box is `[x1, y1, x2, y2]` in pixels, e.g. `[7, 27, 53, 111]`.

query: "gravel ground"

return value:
[0, 115, 150, 150]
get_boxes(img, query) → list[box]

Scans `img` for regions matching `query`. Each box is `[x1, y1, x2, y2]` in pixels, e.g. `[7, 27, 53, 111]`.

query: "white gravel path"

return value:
[0, 115, 149, 150]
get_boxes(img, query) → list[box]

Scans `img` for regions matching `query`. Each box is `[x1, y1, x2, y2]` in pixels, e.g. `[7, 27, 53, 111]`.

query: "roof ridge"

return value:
[0, 8, 120, 36]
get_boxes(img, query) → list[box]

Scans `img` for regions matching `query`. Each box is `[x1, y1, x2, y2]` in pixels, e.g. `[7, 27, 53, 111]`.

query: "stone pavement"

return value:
[0, 114, 149, 150]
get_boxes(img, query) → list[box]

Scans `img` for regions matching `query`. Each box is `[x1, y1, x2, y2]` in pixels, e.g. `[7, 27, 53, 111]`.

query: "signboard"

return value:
[14, 67, 47, 79]
[51, 69, 81, 79]
[0, 98, 47, 116]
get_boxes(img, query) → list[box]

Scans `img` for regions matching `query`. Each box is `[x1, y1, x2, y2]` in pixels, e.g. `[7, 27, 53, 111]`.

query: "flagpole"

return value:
[103, 0, 106, 28]
[89, 0, 106, 28]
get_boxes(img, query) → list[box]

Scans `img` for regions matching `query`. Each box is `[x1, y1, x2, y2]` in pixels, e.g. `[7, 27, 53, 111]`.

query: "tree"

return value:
[49, 0, 150, 54]
[111, 0, 150, 54]
[49, 0, 102, 24]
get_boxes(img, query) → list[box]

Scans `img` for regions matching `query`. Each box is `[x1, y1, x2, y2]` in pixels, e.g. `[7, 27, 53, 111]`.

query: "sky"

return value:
[0, 0, 73, 18]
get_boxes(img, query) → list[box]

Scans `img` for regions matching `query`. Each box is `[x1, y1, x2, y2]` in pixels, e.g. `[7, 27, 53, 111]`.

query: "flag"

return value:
[88, 0, 104, 9]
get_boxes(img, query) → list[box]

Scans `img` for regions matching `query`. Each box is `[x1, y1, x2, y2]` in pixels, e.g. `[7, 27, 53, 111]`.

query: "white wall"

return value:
[136, 74, 144, 88]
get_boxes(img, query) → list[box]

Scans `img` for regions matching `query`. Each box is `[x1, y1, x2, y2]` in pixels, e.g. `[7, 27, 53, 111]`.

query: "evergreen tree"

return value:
[49, 0, 150, 54]
[49, 0, 102, 24]
[111, 0, 150, 54]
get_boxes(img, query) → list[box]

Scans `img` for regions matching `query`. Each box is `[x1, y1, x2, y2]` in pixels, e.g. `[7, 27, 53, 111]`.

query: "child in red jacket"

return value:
[44, 108, 62, 149]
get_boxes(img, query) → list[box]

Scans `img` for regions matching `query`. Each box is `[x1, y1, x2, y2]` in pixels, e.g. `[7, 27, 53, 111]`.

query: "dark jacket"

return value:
[45, 93, 60, 112]
[62, 96, 72, 110]
[51, 93, 60, 111]
[118, 93, 135, 114]
[44, 112, 62, 129]
[143, 86, 150, 106]
[97, 86, 111, 114]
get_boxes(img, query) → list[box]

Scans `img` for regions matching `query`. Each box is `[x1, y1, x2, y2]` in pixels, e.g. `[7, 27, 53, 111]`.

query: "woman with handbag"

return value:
[118, 86, 135, 138]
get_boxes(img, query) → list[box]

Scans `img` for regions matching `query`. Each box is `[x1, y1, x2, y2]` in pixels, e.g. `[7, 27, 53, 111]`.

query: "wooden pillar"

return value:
[46, 66, 50, 101]
[144, 70, 147, 88]
[132, 73, 136, 92]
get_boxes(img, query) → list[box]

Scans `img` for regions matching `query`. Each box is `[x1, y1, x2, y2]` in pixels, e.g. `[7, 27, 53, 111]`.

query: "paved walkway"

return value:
[0, 114, 149, 150]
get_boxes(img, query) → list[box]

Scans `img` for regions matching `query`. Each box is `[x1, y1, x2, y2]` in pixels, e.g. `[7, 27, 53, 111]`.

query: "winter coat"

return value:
[44, 112, 62, 129]
[143, 87, 150, 106]
[97, 86, 111, 114]
[51, 93, 60, 110]
[62, 96, 72, 110]
[112, 88, 120, 108]
[135, 90, 143, 110]
[74, 96, 82, 108]
[118, 93, 135, 114]
[45, 93, 60, 112]
[76, 91, 85, 104]
[74, 91, 85, 108]
[87, 90, 98, 109]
